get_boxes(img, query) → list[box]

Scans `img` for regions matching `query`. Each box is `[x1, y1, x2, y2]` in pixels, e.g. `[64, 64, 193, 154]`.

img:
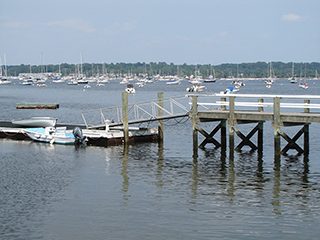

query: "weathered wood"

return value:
[304, 124, 309, 155]
[198, 123, 222, 148]
[258, 122, 263, 155]
[191, 96, 198, 156]
[273, 97, 281, 156]
[229, 96, 235, 153]
[278, 128, 304, 154]
[221, 97, 226, 110]
[16, 103, 59, 109]
[258, 99, 264, 112]
[221, 120, 227, 150]
[122, 92, 129, 144]
[304, 99, 310, 113]
[234, 125, 258, 151]
[157, 92, 164, 142]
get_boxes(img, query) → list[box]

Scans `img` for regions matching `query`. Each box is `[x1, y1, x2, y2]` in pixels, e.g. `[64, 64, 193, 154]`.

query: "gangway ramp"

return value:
[81, 95, 191, 129]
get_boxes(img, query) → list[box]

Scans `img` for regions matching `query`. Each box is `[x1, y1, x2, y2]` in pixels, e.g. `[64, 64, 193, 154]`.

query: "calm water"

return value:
[1, 79, 320, 239]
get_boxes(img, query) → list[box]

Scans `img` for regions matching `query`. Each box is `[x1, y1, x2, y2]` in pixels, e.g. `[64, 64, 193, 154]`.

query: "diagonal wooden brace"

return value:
[197, 123, 222, 148]
[278, 128, 304, 154]
[234, 124, 259, 151]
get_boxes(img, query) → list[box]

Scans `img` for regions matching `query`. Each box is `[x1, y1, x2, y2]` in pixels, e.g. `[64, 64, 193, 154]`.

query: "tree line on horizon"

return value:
[4, 61, 320, 79]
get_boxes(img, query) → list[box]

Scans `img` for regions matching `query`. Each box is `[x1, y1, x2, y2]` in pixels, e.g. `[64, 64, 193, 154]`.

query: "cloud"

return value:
[219, 31, 228, 37]
[282, 14, 304, 22]
[3, 22, 25, 28]
[47, 18, 96, 33]
[104, 21, 136, 36]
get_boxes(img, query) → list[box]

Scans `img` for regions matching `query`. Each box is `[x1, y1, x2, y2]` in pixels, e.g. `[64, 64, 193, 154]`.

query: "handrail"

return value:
[81, 95, 190, 129]
[188, 93, 320, 111]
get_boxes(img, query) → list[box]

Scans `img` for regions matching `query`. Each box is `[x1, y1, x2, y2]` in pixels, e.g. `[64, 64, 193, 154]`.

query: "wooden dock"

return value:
[5, 93, 320, 156]
[16, 103, 59, 109]
[189, 93, 320, 157]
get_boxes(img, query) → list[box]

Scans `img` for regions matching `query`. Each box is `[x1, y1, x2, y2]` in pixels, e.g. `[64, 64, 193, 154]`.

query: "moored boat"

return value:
[24, 127, 75, 145]
[12, 117, 57, 127]
[125, 84, 136, 94]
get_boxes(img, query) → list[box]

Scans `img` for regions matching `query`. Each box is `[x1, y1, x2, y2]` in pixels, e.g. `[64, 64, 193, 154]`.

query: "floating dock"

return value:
[16, 103, 59, 109]
[0, 121, 158, 146]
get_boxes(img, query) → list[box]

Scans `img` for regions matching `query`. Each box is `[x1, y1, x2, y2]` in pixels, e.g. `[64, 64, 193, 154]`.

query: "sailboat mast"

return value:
[4, 53, 7, 78]
[0, 57, 2, 78]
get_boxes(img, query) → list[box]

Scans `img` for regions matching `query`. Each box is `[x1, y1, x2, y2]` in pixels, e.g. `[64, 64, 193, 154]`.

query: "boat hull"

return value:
[24, 128, 75, 145]
[12, 117, 57, 127]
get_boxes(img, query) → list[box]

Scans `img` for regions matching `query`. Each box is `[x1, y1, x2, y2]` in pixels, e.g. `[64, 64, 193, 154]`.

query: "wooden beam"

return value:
[234, 125, 258, 151]
[278, 128, 304, 154]
[198, 123, 222, 148]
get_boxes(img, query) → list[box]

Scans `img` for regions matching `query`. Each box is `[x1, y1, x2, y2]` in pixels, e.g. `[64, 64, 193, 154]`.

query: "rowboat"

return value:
[12, 117, 57, 127]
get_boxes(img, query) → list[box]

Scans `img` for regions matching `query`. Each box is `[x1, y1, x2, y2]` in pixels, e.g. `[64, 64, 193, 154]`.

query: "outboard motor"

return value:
[73, 127, 87, 145]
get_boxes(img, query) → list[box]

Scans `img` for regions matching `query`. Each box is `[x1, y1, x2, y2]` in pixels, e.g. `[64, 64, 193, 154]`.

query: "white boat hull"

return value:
[24, 127, 75, 145]
[12, 117, 57, 127]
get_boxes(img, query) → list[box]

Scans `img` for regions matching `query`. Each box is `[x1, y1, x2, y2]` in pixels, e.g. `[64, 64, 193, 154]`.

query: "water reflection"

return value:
[157, 141, 164, 188]
[121, 144, 130, 207]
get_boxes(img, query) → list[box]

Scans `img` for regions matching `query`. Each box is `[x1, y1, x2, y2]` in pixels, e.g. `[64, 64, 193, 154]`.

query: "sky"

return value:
[0, 0, 319, 66]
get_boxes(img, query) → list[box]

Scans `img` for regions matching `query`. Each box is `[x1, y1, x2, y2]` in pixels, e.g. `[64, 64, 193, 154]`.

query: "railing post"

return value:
[258, 98, 264, 112]
[158, 92, 164, 142]
[304, 99, 310, 113]
[221, 97, 226, 110]
[122, 92, 129, 144]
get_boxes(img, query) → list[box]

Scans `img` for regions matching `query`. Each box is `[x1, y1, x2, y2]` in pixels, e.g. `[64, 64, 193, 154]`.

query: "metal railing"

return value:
[81, 95, 191, 129]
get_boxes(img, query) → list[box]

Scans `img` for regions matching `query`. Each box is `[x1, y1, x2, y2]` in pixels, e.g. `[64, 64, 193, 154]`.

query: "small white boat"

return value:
[166, 79, 181, 85]
[125, 84, 136, 94]
[186, 84, 206, 92]
[299, 82, 308, 89]
[24, 127, 75, 145]
[12, 117, 57, 127]
[0, 79, 11, 85]
[220, 86, 239, 94]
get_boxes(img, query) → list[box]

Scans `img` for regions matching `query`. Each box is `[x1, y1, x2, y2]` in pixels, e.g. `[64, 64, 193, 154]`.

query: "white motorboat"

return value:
[12, 117, 57, 127]
[166, 79, 181, 85]
[0, 79, 11, 85]
[125, 84, 136, 94]
[186, 84, 206, 92]
[220, 86, 239, 94]
[24, 127, 75, 145]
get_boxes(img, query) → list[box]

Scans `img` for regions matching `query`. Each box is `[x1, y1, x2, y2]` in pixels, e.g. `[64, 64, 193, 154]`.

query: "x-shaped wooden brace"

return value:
[196, 123, 222, 148]
[278, 127, 304, 154]
[233, 124, 260, 151]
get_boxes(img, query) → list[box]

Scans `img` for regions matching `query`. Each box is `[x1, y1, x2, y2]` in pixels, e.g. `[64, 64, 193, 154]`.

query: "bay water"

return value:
[1, 79, 320, 239]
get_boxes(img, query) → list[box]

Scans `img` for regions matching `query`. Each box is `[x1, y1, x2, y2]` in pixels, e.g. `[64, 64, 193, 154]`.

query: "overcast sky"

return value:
[1, 0, 319, 65]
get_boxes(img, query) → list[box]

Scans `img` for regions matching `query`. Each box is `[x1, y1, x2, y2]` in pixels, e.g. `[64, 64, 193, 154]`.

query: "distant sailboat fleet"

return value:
[1, 54, 319, 93]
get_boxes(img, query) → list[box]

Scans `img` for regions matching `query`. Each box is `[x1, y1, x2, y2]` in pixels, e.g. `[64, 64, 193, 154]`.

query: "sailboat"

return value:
[289, 62, 297, 83]
[265, 61, 275, 87]
[204, 64, 217, 83]
[0, 54, 11, 85]
[299, 64, 308, 89]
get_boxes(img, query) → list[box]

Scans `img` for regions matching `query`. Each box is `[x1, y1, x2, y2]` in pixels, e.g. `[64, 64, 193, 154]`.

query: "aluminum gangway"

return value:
[81, 95, 191, 129]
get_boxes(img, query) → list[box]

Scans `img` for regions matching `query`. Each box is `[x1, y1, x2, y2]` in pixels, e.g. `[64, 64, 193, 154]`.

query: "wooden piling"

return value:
[122, 92, 129, 144]
[273, 97, 281, 157]
[221, 120, 227, 150]
[191, 95, 198, 157]
[158, 92, 164, 142]
[304, 124, 309, 155]
[228, 96, 235, 153]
